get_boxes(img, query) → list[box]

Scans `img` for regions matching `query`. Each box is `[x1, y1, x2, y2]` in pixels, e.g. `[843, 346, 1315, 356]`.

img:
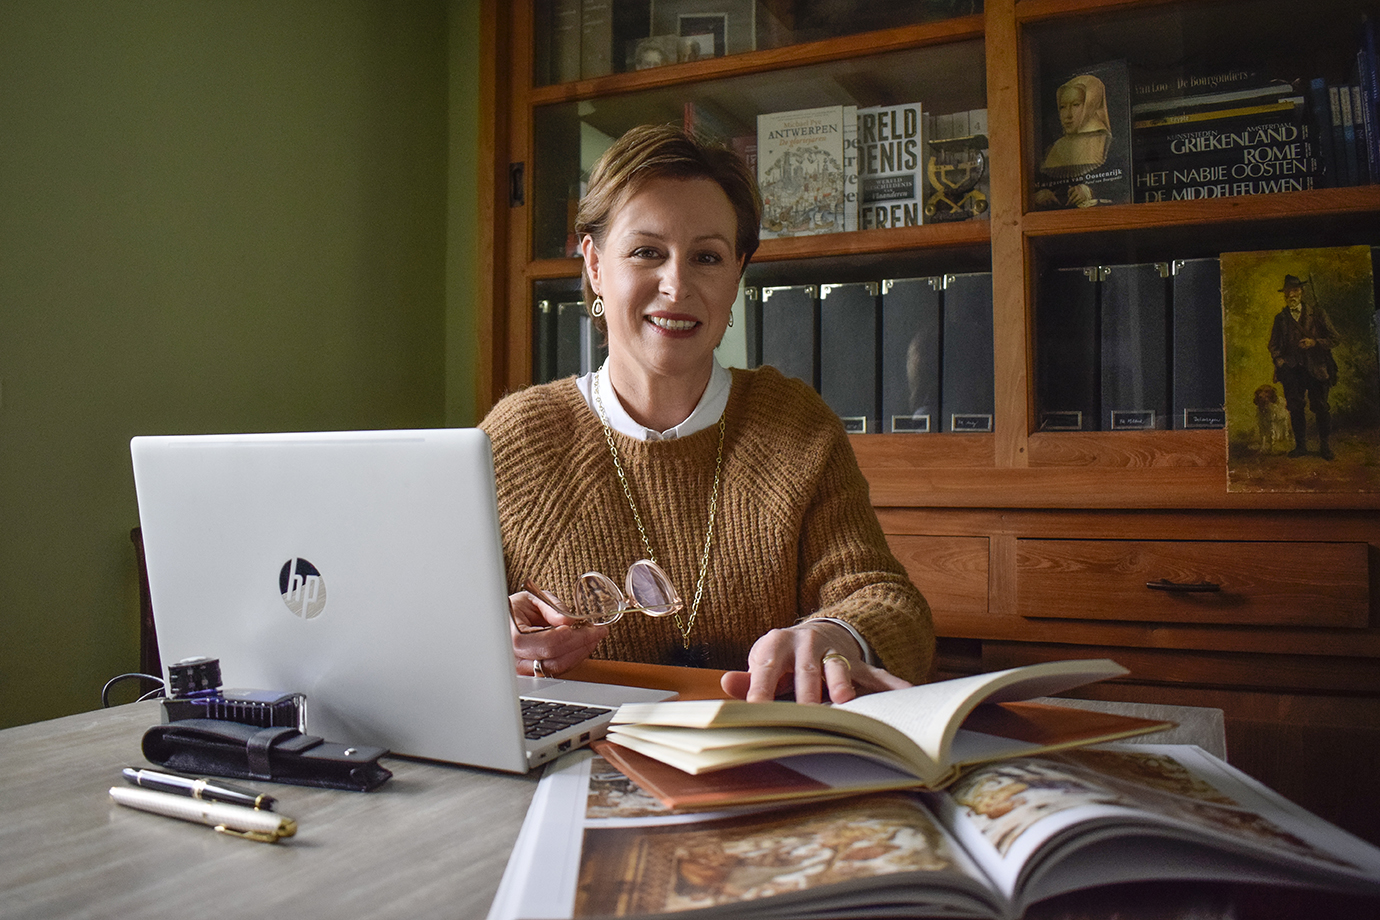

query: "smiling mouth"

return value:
[648, 316, 699, 332]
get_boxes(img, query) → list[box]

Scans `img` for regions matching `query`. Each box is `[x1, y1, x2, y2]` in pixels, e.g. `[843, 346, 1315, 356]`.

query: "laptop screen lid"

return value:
[132, 428, 539, 773]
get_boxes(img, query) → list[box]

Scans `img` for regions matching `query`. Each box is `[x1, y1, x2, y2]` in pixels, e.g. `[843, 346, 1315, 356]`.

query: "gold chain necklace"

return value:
[594, 374, 724, 649]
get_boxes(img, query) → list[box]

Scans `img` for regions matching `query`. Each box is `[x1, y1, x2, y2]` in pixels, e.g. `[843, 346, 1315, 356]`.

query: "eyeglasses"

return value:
[511, 559, 684, 633]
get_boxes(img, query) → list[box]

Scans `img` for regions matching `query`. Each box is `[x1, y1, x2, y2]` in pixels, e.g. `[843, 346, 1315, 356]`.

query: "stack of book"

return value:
[487, 659, 1380, 920]
[1131, 74, 1316, 202]
[757, 103, 990, 239]
[1131, 14, 1379, 199]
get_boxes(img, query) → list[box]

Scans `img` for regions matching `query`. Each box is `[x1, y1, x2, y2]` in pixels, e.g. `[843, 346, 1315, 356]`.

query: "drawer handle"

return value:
[1146, 579, 1221, 593]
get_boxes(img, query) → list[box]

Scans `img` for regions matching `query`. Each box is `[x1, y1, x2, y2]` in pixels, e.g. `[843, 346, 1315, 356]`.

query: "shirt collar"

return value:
[577, 360, 730, 441]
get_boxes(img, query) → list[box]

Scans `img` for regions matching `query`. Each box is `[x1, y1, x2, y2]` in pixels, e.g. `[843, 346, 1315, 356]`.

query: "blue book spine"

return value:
[1362, 16, 1380, 181]
[1309, 78, 1339, 187]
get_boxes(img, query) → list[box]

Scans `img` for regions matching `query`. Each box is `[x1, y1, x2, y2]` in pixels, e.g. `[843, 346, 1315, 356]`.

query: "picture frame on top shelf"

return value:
[629, 35, 682, 70]
[678, 14, 726, 58]
[1221, 245, 1380, 492]
[650, 0, 755, 56]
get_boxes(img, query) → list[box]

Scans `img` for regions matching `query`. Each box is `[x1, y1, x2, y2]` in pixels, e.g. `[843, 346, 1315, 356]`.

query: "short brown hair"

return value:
[575, 124, 762, 330]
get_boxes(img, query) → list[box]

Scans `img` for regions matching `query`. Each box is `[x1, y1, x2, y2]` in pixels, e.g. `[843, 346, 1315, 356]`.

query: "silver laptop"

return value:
[130, 428, 675, 773]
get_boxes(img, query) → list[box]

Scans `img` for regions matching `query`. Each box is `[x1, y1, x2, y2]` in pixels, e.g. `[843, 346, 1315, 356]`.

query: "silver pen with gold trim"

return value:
[109, 785, 296, 843]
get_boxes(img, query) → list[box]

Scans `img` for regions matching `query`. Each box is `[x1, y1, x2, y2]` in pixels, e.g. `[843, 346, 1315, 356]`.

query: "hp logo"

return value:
[280, 558, 327, 619]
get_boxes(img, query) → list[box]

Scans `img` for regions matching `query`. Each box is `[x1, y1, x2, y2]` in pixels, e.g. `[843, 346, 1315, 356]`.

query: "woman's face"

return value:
[1057, 85, 1088, 134]
[583, 176, 744, 387]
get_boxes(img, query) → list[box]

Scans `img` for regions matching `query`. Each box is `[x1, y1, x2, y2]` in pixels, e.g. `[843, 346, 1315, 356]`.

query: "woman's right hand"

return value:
[509, 590, 608, 678]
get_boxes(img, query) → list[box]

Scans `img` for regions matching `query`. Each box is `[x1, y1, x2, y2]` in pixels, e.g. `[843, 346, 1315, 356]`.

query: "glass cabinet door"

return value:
[531, 40, 988, 260]
[532, 0, 984, 88]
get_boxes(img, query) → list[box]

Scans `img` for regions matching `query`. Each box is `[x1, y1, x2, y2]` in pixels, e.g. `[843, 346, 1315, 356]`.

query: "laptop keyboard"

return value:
[520, 698, 613, 740]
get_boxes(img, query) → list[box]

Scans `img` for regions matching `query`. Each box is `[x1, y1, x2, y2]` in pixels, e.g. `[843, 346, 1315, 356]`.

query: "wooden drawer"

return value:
[1016, 539, 1369, 628]
[887, 535, 989, 627]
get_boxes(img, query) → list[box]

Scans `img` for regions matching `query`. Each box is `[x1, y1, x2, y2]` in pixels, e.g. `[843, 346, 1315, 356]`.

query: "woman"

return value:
[1034, 73, 1113, 208]
[481, 124, 933, 704]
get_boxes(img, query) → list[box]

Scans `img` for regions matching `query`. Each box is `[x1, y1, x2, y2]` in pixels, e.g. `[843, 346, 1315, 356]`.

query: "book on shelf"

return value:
[940, 272, 995, 432]
[818, 282, 880, 434]
[1330, 84, 1354, 186]
[1340, 83, 1363, 185]
[1308, 77, 1340, 188]
[1131, 77, 1300, 122]
[543, 0, 583, 84]
[606, 659, 1154, 793]
[1036, 266, 1100, 431]
[1361, 14, 1380, 180]
[842, 107, 860, 231]
[1031, 59, 1133, 210]
[856, 102, 925, 230]
[1133, 96, 1305, 131]
[487, 743, 1380, 920]
[880, 276, 942, 433]
[1099, 263, 1170, 431]
[684, 101, 755, 174]
[1132, 67, 1274, 105]
[1134, 105, 1318, 202]
[579, 0, 612, 79]
[1170, 257, 1227, 430]
[756, 284, 819, 389]
[925, 108, 990, 223]
[757, 106, 852, 238]
[1350, 84, 1371, 184]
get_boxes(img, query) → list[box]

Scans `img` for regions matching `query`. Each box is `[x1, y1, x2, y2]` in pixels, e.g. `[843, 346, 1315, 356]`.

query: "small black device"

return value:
[161, 656, 306, 731]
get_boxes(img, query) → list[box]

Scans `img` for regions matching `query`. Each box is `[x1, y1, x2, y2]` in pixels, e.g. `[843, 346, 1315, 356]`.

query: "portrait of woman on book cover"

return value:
[1032, 62, 1132, 210]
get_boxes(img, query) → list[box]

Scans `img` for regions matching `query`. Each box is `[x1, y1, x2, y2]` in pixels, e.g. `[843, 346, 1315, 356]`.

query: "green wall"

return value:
[0, 0, 482, 728]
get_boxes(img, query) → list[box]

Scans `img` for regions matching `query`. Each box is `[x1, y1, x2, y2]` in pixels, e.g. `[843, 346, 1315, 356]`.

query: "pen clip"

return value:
[214, 820, 296, 844]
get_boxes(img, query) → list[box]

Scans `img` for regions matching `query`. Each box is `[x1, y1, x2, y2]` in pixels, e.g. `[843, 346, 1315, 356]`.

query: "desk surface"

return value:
[1, 683, 1372, 920]
[0, 700, 536, 920]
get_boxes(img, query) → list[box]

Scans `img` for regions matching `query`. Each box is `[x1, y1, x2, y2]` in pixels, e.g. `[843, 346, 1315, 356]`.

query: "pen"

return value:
[122, 767, 277, 810]
[109, 786, 297, 843]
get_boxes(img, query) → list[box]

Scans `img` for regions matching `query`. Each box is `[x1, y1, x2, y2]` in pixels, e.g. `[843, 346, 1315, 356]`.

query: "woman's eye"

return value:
[631, 247, 662, 259]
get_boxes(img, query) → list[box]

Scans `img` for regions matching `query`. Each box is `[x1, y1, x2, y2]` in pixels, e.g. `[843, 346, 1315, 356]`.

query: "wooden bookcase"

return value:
[479, 0, 1380, 844]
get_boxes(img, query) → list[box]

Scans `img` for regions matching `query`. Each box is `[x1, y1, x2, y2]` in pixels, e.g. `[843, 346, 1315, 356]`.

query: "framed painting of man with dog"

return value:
[1221, 245, 1379, 492]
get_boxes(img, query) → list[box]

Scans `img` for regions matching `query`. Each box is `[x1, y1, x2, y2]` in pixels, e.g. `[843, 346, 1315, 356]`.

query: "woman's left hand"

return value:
[719, 620, 911, 703]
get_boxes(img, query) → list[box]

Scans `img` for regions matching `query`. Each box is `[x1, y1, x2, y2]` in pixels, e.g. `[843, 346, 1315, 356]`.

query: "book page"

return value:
[836, 659, 1130, 769]
[488, 749, 1007, 920]
[927, 744, 1380, 911]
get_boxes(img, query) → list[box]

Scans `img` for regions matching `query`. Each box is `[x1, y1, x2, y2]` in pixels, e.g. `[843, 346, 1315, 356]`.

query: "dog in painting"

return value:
[1253, 384, 1291, 454]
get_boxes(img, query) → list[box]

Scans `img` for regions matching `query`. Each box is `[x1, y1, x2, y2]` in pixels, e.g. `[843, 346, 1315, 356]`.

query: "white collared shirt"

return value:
[576, 359, 731, 441]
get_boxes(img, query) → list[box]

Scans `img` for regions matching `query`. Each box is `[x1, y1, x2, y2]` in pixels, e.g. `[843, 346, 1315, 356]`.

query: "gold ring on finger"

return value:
[821, 651, 851, 673]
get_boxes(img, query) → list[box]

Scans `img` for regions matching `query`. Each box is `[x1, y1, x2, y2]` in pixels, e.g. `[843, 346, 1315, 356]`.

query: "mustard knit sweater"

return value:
[479, 366, 934, 683]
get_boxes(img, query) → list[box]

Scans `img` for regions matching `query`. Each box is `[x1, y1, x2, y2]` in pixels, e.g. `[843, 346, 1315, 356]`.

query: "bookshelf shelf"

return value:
[528, 16, 986, 107]
[1023, 185, 1380, 239]
[483, 0, 1380, 846]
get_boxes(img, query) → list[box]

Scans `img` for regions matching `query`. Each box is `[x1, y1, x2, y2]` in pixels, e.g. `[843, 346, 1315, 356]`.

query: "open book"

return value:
[486, 745, 1380, 920]
[605, 659, 1172, 806]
